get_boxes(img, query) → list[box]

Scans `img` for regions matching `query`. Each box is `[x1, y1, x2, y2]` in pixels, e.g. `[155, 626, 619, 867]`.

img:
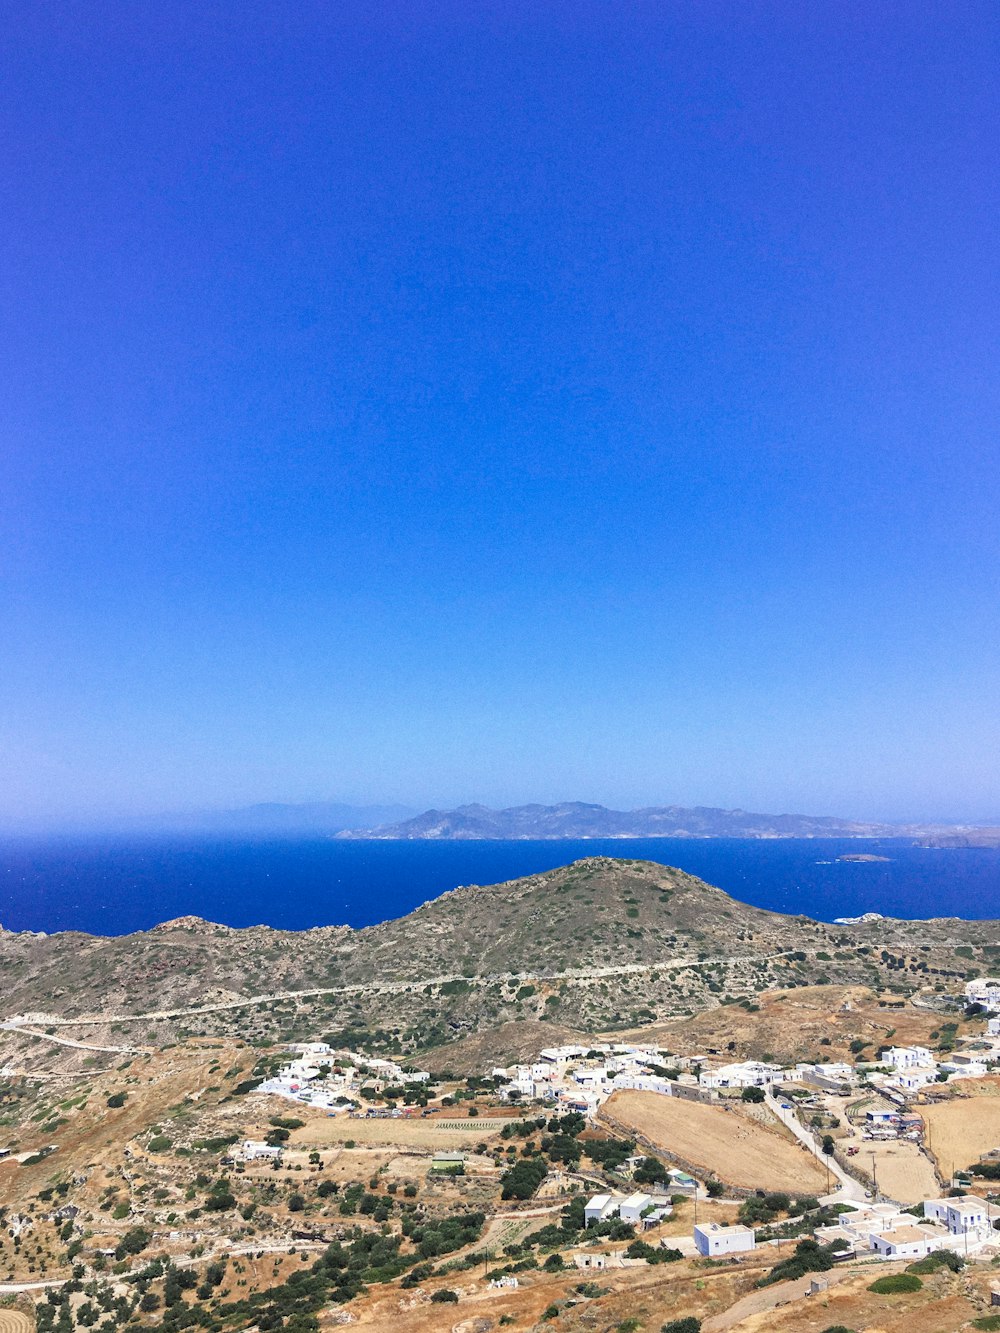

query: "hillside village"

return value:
[247, 975, 1000, 1266]
[7, 892, 1000, 1331]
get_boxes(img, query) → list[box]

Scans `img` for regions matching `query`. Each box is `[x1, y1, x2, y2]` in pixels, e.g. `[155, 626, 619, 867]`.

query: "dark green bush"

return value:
[868, 1273, 922, 1294]
[907, 1248, 963, 1274]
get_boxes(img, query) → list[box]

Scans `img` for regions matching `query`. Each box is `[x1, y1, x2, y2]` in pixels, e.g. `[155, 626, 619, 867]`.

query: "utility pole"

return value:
[870, 1153, 878, 1201]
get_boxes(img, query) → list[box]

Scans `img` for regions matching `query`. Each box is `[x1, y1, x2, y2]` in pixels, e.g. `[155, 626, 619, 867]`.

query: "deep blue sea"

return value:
[1, 837, 999, 936]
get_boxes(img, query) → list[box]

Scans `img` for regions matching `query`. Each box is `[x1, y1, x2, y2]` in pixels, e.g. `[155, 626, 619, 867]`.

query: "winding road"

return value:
[2, 947, 814, 1031]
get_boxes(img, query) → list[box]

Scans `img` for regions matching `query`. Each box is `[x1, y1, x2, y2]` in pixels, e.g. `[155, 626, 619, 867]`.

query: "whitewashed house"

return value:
[241, 1140, 282, 1161]
[870, 1225, 943, 1259]
[584, 1194, 620, 1225]
[890, 1069, 937, 1092]
[693, 1223, 755, 1256]
[699, 1061, 782, 1090]
[966, 980, 1000, 1008]
[940, 1055, 989, 1079]
[883, 1046, 934, 1071]
[619, 1192, 653, 1225]
[924, 1196, 990, 1234]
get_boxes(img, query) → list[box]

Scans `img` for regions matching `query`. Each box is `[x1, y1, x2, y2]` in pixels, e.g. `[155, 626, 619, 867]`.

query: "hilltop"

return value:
[0, 858, 995, 1065]
[335, 799, 963, 839]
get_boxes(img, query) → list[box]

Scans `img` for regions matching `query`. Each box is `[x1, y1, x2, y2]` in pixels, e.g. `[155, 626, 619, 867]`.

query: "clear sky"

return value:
[3, 2, 999, 829]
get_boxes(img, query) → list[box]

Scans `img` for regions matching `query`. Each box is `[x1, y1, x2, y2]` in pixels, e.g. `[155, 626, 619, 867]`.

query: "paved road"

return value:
[764, 1091, 867, 1203]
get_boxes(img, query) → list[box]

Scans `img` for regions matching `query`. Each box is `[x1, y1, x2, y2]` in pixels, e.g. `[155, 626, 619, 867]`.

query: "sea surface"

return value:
[1, 837, 999, 937]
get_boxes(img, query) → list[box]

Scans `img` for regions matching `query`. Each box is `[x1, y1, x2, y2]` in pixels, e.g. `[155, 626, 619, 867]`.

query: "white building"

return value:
[940, 1056, 989, 1079]
[693, 1223, 755, 1256]
[870, 1225, 943, 1259]
[619, 1192, 653, 1225]
[796, 1061, 856, 1085]
[967, 979, 1000, 1009]
[924, 1196, 990, 1234]
[241, 1140, 282, 1161]
[699, 1061, 783, 1090]
[883, 1046, 934, 1071]
[539, 1045, 587, 1064]
[584, 1194, 620, 1225]
[892, 1069, 938, 1092]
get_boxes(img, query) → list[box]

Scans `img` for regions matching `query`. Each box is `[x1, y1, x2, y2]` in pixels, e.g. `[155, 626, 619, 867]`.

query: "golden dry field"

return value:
[601, 1089, 828, 1193]
[288, 1115, 503, 1149]
[863, 1136, 940, 1204]
[922, 1075, 1000, 1176]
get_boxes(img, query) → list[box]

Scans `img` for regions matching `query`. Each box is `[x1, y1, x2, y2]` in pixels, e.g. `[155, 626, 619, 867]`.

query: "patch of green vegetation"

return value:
[868, 1273, 922, 1294]
[439, 979, 471, 997]
[907, 1248, 963, 1274]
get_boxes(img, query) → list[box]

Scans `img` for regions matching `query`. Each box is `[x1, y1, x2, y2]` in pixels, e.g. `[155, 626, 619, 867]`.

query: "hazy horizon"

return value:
[4, 4, 998, 830]
[3, 793, 1000, 838]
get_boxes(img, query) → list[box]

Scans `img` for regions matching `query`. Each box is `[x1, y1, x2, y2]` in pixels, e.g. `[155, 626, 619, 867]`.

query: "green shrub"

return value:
[147, 1135, 172, 1152]
[500, 1157, 547, 1200]
[105, 1092, 127, 1108]
[661, 1320, 701, 1333]
[907, 1248, 963, 1274]
[868, 1273, 922, 1294]
[760, 1239, 838, 1287]
[430, 1288, 458, 1303]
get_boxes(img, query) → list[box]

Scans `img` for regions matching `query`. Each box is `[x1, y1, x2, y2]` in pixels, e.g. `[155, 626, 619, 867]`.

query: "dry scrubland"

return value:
[642, 984, 965, 1066]
[343, 1251, 776, 1331]
[602, 1089, 828, 1193]
[723, 1264, 996, 1332]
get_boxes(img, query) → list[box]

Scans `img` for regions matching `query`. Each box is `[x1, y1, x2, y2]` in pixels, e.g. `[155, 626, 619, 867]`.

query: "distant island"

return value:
[335, 800, 997, 842]
[838, 853, 892, 863]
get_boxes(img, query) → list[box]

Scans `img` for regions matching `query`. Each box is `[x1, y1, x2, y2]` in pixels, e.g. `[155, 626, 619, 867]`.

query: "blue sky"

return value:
[3, 1, 999, 827]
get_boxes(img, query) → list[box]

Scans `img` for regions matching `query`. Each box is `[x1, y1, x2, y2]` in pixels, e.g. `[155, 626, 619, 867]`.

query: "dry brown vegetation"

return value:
[724, 1263, 995, 1332]
[639, 984, 971, 1065]
[1, 859, 994, 1057]
[601, 1089, 828, 1193]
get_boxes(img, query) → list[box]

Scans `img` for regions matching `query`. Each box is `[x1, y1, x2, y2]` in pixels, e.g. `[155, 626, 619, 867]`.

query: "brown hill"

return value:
[0, 858, 994, 1060]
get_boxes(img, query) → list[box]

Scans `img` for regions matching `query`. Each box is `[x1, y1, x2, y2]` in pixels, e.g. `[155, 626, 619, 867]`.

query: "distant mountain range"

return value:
[334, 800, 965, 840]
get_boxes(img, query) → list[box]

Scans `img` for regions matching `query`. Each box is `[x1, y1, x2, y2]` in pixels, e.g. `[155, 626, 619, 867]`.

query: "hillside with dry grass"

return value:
[1, 858, 994, 1061]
